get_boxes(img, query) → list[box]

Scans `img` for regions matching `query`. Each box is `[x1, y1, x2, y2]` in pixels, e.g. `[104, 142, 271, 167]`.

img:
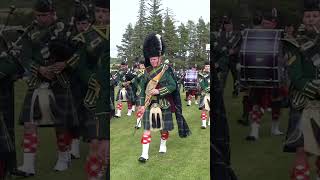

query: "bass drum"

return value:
[184, 70, 198, 90]
[239, 29, 285, 88]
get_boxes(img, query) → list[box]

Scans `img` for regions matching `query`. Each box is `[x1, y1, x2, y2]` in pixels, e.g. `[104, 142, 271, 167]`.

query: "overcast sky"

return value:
[110, 0, 210, 58]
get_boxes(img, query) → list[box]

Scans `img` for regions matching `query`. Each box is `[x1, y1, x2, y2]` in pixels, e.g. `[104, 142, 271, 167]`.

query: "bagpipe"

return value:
[27, 14, 78, 126]
[0, 6, 37, 71]
[47, 14, 79, 65]
[136, 61, 170, 132]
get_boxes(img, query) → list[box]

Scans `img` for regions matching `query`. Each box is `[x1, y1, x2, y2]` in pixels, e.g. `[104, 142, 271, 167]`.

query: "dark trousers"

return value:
[0, 79, 16, 172]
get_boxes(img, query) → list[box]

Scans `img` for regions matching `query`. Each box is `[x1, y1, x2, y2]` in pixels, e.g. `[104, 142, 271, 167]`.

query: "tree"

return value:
[162, 8, 178, 59]
[186, 20, 197, 63]
[177, 23, 189, 61]
[196, 17, 210, 62]
[116, 23, 134, 62]
[146, 0, 163, 34]
[131, 0, 148, 60]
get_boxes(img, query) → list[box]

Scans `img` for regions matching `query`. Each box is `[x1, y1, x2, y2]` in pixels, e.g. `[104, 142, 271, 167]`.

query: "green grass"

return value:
[110, 89, 210, 180]
[11, 80, 91, 180]
[223, 75, 319, 179]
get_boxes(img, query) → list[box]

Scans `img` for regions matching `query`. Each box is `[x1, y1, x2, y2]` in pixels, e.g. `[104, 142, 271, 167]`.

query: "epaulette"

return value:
[92, 25, 109, 40]
[198, 72, 204, 78]
[145, 66, 152, 73]
[72, 33, 86, 43]
[137, 69, 145, 77]
[282, 38, 300, 48]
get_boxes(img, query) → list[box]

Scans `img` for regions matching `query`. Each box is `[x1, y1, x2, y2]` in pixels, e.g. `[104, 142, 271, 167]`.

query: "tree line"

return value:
[116, 0, 210, 69]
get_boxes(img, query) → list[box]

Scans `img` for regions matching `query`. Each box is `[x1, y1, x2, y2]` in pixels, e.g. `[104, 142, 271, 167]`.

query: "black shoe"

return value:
[134, 126, 140, 129]
[201, 126, 206, 129]
[237, 119, 249, 126]
[138, 157, 148, 163]
[11, 169, 35, 177]
[245, 136, 256, 141]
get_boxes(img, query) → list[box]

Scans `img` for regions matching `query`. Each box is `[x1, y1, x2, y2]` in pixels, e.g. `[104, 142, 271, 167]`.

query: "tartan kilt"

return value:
[77, 95, 110, 141]
[77, 104, 110, 141]
[199, 93, 210, 111]
[19, 82, 78, 127]
[142, 106, 174, 131]
[116, 86, 135, 102]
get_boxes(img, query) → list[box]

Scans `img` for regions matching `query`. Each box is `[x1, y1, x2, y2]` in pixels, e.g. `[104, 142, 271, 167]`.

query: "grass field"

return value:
[11, 80, 92, 180]
[110, 89, 210, 180]
[223, 75, 319, 179]
[13, 72, 318, 179]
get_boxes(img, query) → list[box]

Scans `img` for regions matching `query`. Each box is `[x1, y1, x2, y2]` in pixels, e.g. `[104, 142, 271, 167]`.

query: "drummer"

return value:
[238, 12, 265, 127]
[212, 15, 241, 97]
[245, 10, 286, 141]
[185, 65, 199, 106]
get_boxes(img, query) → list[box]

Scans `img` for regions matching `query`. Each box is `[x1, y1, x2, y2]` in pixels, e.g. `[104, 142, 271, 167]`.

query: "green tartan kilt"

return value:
[142, 107, 174, 131]
[199, 94, 210, 110]
[80, 108, 110, 141]
[19, 82, 78, 127]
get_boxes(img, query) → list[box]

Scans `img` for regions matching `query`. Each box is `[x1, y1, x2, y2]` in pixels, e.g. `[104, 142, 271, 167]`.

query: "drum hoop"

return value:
[240, 66, 279, 69]
[244, 28, 284, 32]
[240, 50, 280, 53]
[240, 78, 280, 82]
[245, 37, 282, 40]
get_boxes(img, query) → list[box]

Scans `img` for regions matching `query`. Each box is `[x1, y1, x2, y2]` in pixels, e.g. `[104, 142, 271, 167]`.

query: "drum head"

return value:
[239, 29, 284, 88]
